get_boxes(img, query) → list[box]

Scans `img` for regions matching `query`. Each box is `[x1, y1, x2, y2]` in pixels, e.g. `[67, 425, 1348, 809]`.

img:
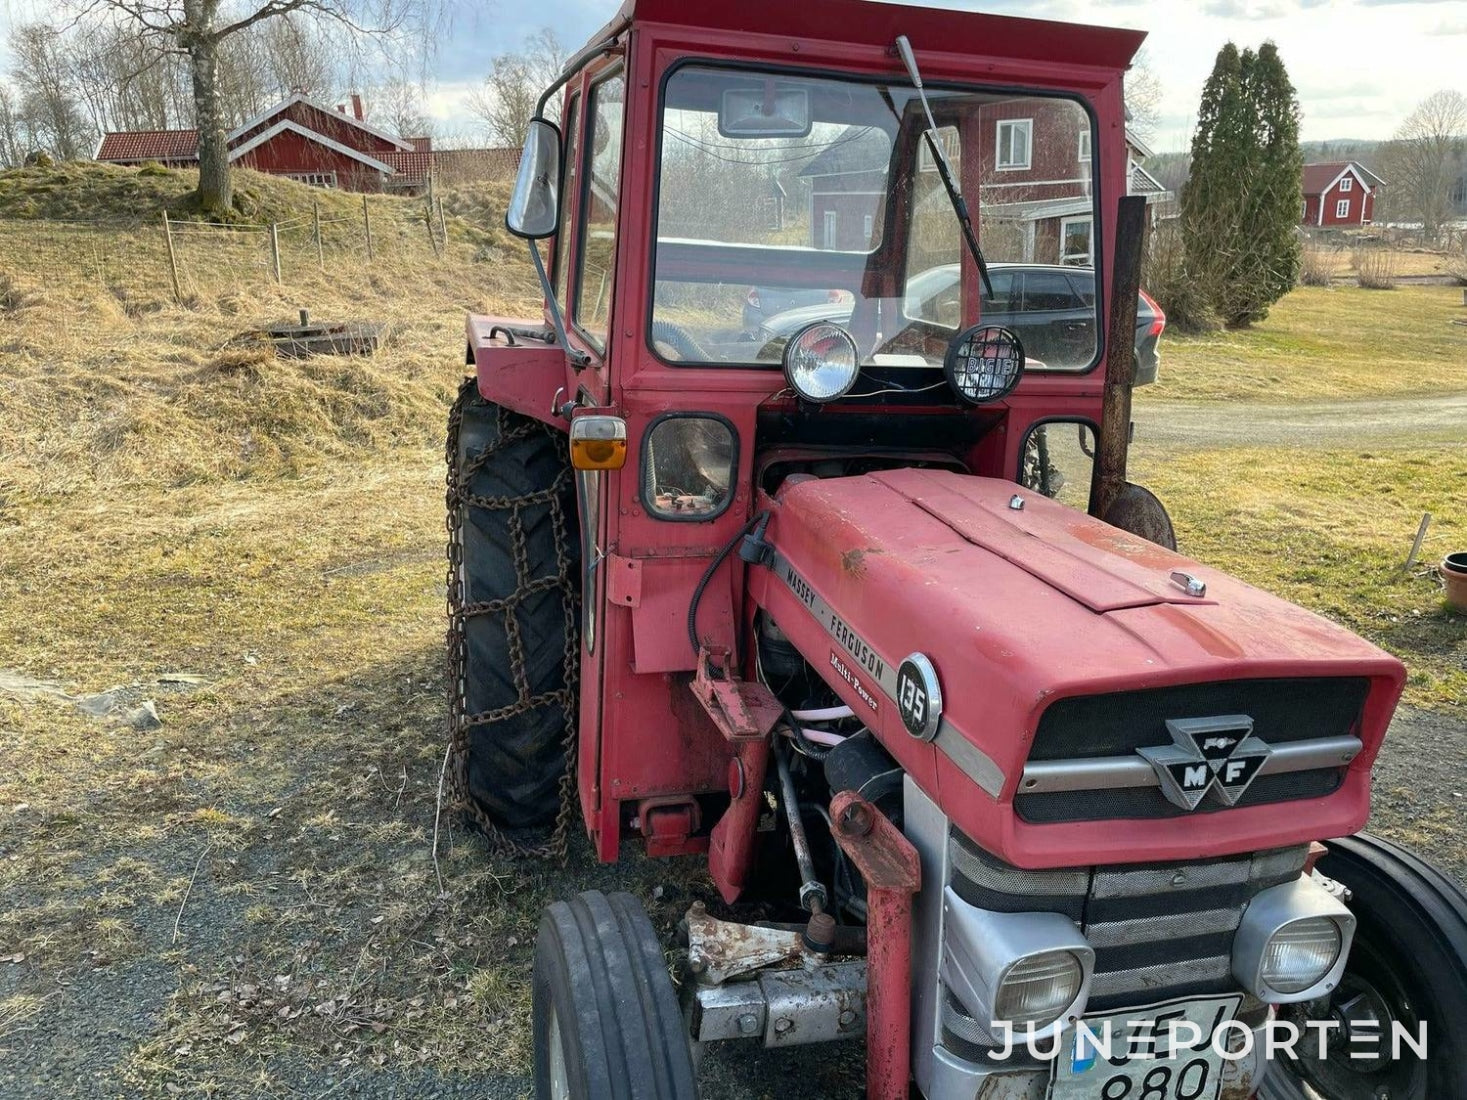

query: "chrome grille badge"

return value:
[1138, 715, 1272, 811]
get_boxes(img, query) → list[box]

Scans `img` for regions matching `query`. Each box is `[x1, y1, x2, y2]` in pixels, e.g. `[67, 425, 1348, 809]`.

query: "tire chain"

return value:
[444, 377, 580, 860]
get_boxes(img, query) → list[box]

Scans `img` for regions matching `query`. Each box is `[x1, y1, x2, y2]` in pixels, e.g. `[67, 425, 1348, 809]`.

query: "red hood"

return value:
[751, 468, 1404, 867]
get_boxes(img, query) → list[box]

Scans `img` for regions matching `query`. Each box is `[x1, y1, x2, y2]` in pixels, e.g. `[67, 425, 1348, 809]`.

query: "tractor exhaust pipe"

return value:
[1089, 195, 1177, 549]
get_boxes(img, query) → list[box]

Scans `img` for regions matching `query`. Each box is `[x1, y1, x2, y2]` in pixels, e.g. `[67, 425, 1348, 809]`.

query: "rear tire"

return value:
[533, 890, 699, 1100]
[1259, 833, 1467, 1099]
[448, 382, 579, 843]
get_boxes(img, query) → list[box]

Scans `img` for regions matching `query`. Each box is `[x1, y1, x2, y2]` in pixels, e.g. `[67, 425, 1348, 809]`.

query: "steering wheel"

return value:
[650, 320, 711, 362]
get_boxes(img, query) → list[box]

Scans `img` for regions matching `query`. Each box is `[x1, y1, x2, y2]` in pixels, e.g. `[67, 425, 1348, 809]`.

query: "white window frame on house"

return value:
[996, 119, 1032, 171]
[1339, 177, 1352, 192]
[1060, 214, 1093, 265]
[823, 209, 838, 249]
[1078, 128, 1091, 163]
[286, 171, 338, 189]
[919, 126, 960, 172]
[1336, 198, 1350, 218]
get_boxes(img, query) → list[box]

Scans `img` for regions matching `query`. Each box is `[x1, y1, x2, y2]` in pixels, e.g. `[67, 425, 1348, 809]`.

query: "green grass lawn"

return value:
[1132, 444, 1466, 709]
[1148, 284, 1467, 403]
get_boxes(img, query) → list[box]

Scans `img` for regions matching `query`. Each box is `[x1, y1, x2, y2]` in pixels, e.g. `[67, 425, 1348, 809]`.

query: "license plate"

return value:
[1048, 994, 1241, 1100]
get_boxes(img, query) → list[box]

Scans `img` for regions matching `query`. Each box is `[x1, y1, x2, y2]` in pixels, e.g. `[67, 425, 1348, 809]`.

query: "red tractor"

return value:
[445, 1, 1467, 1096]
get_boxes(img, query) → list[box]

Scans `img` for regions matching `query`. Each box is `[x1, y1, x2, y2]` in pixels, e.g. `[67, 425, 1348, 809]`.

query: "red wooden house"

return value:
[1302, 161, 1382, 228]
[799, 97, 1167, 266]
[96, 93, 434, 193]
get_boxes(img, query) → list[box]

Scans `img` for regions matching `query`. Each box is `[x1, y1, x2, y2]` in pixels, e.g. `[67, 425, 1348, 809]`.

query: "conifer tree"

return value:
[1180, 41, 1304, 327]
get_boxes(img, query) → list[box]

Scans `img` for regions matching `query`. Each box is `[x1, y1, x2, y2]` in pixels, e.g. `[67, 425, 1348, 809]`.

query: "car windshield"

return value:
[650, 64, 1100, 371]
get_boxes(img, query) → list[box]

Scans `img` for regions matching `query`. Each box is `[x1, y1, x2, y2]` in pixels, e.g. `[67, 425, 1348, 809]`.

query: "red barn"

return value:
[1302, 161, 1382, 228]
[96, 93, 432, 193]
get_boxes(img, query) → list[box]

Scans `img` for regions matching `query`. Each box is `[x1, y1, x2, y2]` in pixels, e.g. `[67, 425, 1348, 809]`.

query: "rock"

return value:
[0, 669, 70, 701]
[76, 690, 123, 718]
[127, 700, 162, 730]
[156, 673, 208, 686]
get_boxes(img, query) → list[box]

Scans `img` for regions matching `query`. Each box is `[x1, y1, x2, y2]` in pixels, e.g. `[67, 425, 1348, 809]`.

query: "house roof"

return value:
[382, 149, 435, 180]
[1130, 161, 1167, 196]
[229, 119, 398, 174]
[798, 126, 891, 179]
[226, 92, 415, 152]
[1303, 160, 1383, 196]
[96, 129, 199, 162]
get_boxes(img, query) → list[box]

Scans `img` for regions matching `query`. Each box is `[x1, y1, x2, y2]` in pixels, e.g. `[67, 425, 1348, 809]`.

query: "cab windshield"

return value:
[650, 65, 1101, 372]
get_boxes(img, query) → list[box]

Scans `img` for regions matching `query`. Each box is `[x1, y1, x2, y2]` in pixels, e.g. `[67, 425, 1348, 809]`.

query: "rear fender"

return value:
[467, 313, 568, 429]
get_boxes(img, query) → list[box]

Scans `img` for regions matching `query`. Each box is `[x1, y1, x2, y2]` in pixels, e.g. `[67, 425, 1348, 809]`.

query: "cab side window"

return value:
[554, 94, 582, 309]
[574, 71, 626, 350]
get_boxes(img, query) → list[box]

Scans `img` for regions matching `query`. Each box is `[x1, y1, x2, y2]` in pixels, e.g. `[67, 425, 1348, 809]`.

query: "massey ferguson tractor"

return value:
[444, 1, 1467, 1096]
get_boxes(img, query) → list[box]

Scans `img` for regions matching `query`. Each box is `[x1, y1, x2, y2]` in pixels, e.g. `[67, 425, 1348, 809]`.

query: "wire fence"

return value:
[0, 195, 457, 303]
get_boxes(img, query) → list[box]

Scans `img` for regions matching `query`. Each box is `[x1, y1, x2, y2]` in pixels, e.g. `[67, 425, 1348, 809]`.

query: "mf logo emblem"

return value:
[1138, 715, 1272, 811]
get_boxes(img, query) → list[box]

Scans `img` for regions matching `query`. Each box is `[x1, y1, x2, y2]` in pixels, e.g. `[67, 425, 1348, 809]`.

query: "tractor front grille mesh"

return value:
[947, 832, 1308, 1013]
[1015, 677, 1368, 824]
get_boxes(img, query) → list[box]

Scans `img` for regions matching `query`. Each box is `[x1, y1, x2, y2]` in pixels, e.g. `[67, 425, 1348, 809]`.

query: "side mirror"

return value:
[505, 118, 562, 240]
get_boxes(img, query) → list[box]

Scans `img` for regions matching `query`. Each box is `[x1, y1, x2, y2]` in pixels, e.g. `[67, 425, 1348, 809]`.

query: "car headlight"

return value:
[1260, 916, 1343, 994]
[994, 951, 1087, 1027]
[783, 322, 859, 402]
[944, 324, 1024, 404]
[1233, 875, 1355, 1002]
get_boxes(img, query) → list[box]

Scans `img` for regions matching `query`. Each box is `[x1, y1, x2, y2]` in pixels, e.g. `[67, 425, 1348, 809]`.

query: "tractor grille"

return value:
[1015, 677, 1369, 824]
[947, 831, 1308, 1013]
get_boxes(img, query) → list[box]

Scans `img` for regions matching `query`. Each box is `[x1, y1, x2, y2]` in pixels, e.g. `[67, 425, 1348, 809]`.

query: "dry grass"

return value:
[1293, 241, 1463, 280]
[1148, 284, 1467, 402]
[0, 182, 719, 1093]
[1132, 444, 1466, 709]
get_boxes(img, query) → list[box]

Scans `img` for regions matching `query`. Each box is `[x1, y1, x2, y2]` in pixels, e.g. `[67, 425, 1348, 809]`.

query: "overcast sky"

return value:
[3, 0, 1462, 151]
[428, 0, 1465, 152]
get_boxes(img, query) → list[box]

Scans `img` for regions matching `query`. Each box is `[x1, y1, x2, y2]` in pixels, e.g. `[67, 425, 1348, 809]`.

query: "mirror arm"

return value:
[527, 241, 591, 370]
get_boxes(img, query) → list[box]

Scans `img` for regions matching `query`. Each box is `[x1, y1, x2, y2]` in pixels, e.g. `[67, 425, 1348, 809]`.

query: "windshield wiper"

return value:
[894, 35, 994, 301]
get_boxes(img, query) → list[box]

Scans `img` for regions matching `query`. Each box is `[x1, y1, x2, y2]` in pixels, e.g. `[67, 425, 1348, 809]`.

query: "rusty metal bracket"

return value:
[689, 646, 783, 742]
[830, 791, 921, 1100]
[685, 902, 805, 986]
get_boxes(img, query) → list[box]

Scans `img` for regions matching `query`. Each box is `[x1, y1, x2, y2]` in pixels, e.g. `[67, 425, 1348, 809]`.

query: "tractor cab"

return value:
[447, 2, 1467, 1098]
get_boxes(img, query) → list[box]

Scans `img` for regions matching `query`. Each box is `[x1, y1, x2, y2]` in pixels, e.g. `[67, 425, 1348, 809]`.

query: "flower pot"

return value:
[1443, 553, 1467, 612]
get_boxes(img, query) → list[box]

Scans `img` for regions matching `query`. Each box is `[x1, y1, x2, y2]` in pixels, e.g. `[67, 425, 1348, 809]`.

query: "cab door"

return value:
[559, 62, 629, 837]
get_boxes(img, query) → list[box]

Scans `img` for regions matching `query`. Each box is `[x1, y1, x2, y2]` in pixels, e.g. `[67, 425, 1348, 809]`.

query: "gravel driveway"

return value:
[1135, 393, 1467, 448]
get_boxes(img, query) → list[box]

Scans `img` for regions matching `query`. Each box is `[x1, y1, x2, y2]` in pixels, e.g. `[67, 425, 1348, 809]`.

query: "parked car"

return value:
[756, 263, 1166, 383]
[741, 285, 853, 336]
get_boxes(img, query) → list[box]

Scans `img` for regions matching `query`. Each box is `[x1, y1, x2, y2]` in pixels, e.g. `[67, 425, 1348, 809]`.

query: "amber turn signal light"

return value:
[570, 415, 628, 470]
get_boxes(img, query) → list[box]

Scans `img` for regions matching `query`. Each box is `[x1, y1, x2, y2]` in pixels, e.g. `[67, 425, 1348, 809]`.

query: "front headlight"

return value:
[940, 887, 1094, 1042]
[783, 322, 859, 402]
[994, 951, 1087, 1027]
[1260, 916, 1343, 994]
[1233, 875, 1355, 1002]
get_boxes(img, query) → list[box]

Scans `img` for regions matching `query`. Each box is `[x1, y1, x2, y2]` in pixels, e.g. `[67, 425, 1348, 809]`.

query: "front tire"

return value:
[1260, 833, 1467, 1099]
[446, 380, 579, 850]
[533, 890, 699, 1100]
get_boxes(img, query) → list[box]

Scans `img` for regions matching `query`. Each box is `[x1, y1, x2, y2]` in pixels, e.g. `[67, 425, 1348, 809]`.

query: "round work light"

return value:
[783, 322, 859, 403]
[944, 325, 1025, 405]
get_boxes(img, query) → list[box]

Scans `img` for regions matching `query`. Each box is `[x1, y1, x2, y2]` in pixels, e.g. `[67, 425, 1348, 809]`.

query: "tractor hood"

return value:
[751, 468, 1405, 868]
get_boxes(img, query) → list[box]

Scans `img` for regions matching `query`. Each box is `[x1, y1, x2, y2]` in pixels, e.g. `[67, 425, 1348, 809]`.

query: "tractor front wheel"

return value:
[533, 890, 699, 1100]
[1260, 833, 1467, 1099]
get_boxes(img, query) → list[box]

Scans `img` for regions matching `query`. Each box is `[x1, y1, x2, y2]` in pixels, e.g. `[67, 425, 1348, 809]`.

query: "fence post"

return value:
[437, 196, 448, 253]
[313, 200, 324, 270]
[425, 202, 440, 258]
[362, 194, 374, 261]
[269, 222, 283, 284]
[162, 210, 182, 302]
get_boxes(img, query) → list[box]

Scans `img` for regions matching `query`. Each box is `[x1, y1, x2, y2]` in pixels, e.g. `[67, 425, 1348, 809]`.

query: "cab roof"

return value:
[607, 0, 1147, 72]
